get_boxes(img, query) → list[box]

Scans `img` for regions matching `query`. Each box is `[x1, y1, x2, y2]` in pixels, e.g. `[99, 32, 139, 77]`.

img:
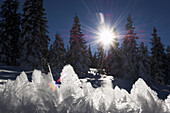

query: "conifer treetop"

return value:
[70, 15, 83, 39]
[125, 14, 135, 31]
[152, 27, 158, 38]
[68, 15, 89, 77]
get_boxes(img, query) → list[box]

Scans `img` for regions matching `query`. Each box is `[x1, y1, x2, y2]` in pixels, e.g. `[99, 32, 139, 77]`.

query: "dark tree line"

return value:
[0, 0, 20, 65]
[0, 0, 169, 84]
[0, 0, 49, 70]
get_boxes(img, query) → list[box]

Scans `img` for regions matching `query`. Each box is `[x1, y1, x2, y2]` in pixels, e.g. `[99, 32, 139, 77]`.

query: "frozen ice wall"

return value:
[0, 64, 169, 113]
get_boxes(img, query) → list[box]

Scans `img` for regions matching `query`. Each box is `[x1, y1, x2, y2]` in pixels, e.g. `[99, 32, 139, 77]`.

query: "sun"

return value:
[98, 27, 114, 46]
[85, 12, 119, 49]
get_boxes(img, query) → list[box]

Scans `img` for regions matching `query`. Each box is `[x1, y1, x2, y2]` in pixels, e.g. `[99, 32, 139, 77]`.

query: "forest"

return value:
[0, 0, 169, 86]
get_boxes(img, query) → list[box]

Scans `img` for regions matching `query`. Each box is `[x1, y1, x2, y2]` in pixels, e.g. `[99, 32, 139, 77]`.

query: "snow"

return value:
[32, 70, 42, 85]
[0, 65, 169, 113]
[59, 65, 84, 100]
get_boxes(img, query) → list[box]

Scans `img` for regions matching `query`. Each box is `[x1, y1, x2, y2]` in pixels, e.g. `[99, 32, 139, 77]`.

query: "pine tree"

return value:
[20, 0, 49, 69]
[106, 29, 121, 77]
[39, 0, 50, 71]
[49, 33, 66, 74]
[166, 46, 170, 83]
[0, 17, 6, 65]
[91, 51, 98, 68]
[121, 14, 139, 80]
[68, 15, 89, 77]
[96, 42, 105, 74]
[150, 27, 166, 84]
[138, 42, 151, 83]
[88, 45, 93, 68]
[0, 0, 21, 65]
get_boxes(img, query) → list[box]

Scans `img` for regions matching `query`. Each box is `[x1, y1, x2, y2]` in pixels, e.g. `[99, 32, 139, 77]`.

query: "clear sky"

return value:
[1, 0, 170, 53]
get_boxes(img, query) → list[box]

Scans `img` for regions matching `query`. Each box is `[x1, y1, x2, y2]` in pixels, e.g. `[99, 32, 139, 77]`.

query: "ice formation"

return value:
[0, 65, 169, 113]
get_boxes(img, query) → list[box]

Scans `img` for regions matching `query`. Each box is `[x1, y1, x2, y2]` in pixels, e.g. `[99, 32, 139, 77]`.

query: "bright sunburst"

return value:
[98, 26, 114, 46]
[81, 12, 120, 49]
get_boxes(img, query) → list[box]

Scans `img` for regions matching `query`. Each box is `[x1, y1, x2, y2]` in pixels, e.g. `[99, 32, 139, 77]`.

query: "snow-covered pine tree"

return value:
[121, 14, 139, 80]
[150, 27, 166, 84]
[91, 51, 98, 68]
[138, 42, 151, 83]
[96, 42, 105, 74]
[88, 45, 93, 68]
[20, 0, 49, 69]
[106, 29, 121, 77]
[166, 46, 170, 83]
[68, 15, 89, 77]
[0, 16, 6, 65]
[0, 0, 21, 65]
[39, 0, 50, 71]
[49, 33, 66, 74]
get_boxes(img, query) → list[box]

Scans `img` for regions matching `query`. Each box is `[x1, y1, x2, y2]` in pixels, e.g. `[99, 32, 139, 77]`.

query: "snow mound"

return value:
[165, 95, 170, 110]
[59, 65, 84, 100]
[0, 65, 169, 113]
[130, 78, 166, 113]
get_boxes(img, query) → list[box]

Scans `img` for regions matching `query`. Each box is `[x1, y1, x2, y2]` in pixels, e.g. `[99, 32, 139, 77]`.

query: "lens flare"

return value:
[98, 12, 105, 24]
[98, 26, 114, 46]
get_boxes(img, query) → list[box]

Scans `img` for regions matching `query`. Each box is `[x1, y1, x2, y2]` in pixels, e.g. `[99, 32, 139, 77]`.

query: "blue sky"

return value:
[1, 0, 170, 53]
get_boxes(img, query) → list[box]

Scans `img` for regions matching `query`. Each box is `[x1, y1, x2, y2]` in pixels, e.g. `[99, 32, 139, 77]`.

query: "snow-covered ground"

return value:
[0, 65, 33, 82]
[0, 65, 170, 113]
[87, 68, 170, 100]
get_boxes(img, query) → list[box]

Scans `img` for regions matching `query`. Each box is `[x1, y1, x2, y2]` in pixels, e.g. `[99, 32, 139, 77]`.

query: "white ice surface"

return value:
[0, 65, 169, 113]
